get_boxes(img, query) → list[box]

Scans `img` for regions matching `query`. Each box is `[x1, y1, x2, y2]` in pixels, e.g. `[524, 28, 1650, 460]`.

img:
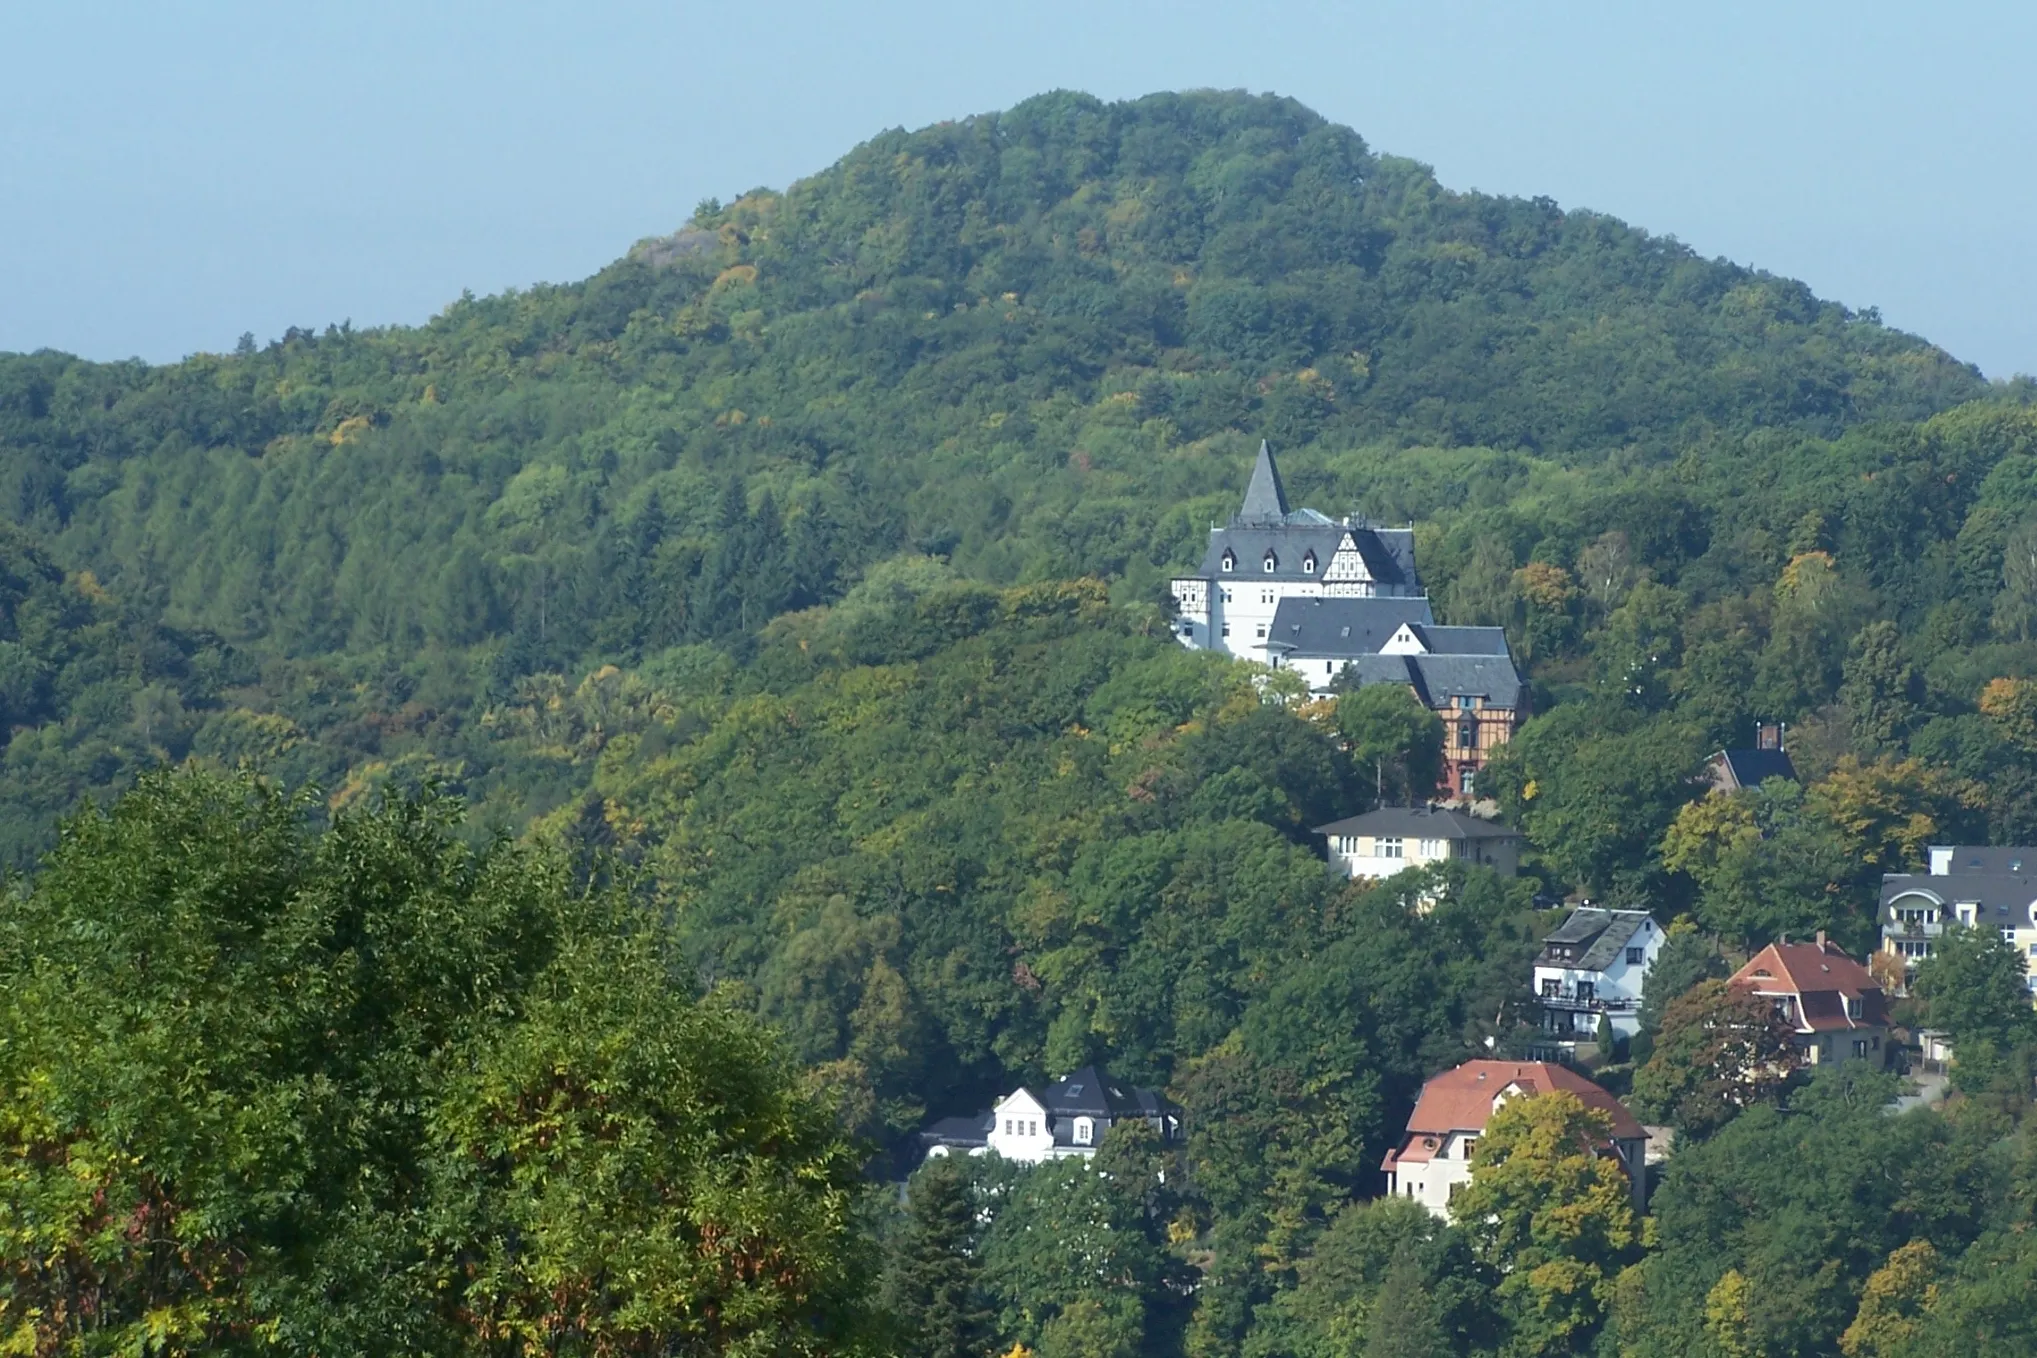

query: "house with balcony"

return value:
[1382, 1060, 1650, 1219]
[918, 1064, 1180, 1166]
[1729, 934, 1890, 1067]
[1532, 908, 1663, 1041]
[1879, 845, 2037, 993]
[1313, 806, 1521, 885]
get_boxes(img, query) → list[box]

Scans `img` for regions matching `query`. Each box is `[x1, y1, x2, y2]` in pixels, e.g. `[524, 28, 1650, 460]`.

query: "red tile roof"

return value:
[1385, 1060, 1646, 1169]
[1730, 939, 1888, 1032]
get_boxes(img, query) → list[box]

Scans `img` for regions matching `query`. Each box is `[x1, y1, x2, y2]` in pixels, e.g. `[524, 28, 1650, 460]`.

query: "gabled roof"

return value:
[1730, 939, 1887, 1032]
[1197, 523, 1356, 582]
[1411, 624, 1510, 655]
[1393, 1060, 1645, 1165]
[1880, 871, 2037, 914]
[1310, 651, 1525, 709]
[1268, 596, 1435, 655]
[1313, 806, 1519, 841]
[1237, 440, 1291, 523]
[1535, 908, 1654, 972]
[1710, 748, 1798, 790]
[1930, 845, 2037, 876]
[919, 1112, 993, 1148]
[1041, 1065, 1146, 1118]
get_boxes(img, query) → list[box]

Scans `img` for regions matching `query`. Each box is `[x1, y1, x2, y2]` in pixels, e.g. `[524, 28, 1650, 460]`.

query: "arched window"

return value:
[1302, 551, 1317, 574]
[1263, 552, 1277, 572]
[1221, 550, 1235, 572]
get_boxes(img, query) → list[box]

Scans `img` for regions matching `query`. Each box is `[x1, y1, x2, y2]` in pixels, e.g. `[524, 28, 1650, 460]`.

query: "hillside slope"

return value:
[0, 86, 2022, 862]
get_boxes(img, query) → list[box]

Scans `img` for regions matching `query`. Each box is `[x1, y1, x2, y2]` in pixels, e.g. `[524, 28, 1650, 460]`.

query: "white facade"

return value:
[1880, 845, 2037, 993]
[1323, 829, 1520, 881]
[983, 1089, 1071, 1163]
[1390, 1127, 1484, 1217]
[1171, 535, 1414, 668]
[1169, 441, 1422, 669]
[1533, 913, 1663, 1040]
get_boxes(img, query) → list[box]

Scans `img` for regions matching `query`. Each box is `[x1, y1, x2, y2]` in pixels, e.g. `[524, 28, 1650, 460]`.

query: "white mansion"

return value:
[918, 1065, 1181, 1166]
[1171, 442, 1529, 799]
[1170, 441, 1423, 667]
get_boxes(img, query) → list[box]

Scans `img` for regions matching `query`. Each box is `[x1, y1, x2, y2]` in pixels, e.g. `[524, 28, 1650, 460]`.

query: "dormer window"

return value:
[1302, 551, 1317, 574]
[1263, 552, 1277, 572]
[1221, 550, 1235, 572]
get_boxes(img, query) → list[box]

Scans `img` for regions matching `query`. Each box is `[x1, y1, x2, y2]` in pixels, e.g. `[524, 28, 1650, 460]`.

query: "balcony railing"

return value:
[1535, 991, 1641, 1014]
[1882, 922, 1943, 939]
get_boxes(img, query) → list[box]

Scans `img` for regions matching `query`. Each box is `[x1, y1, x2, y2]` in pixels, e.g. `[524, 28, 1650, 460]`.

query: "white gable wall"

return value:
[985, 1090, 1056, 1164]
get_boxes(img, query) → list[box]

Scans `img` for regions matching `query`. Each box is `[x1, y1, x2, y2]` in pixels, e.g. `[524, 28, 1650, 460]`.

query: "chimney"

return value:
[1815, 929, 1828, 949]
[1755, 721, 1784, 751]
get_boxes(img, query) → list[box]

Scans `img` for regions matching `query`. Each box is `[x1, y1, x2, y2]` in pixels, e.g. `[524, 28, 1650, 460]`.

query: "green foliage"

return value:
[1912, 925, 2037, 1090]
[1485, 706, 1704, 897]
[881, 1155, 992, 1358]
[1630, 978, 1798, 1134]
[1334, 681, 1445, 805]
[6, 85, 2037, 1358]
[1616, 1066, 2001, 1358]
[0, 768, 873, 1355]
[1450, 1091, 1638, 1357]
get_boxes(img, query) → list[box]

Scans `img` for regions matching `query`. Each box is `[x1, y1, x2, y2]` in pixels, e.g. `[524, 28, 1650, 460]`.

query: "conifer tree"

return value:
[884, 1154, 991, 1358]
[1364, 1254, 1452, 1358]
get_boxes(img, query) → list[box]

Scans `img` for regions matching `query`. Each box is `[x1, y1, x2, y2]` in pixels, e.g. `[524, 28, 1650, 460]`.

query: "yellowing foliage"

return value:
[1514, 561, 1577, 610]
[328, 414, 374, 445]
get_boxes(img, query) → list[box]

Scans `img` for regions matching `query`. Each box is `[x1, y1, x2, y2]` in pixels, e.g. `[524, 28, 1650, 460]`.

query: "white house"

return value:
[1879, 844, 2037, 993]
[1169, 441, 1424, 668]
[1532, 908, 1663, 1040]
[1382, 1060, 1649, 1219]
[919, 1065, 1181, 1166]
[1313, 805, 1522, 884]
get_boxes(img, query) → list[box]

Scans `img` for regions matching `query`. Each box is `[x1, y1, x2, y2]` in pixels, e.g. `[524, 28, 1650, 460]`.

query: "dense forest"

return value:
[4, 88, 2037, 1355]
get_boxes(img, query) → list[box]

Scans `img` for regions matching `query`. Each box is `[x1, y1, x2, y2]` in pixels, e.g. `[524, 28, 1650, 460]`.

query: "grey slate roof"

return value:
[1200, 523, 1360, 582]
[1711, 748, 1798, 790]
[1326, 653, 1524, 708]
[1313, 806, 1520, 840]
[1536, 908, 1654, 972]
[1412, 625, 1510, 655]
[1189, 441, 1423, 588]
[1880, 870, 2037, 917]
[1406, 654, 1525, 708]
[1267, 596, 1435, 655]
[918, 1112, 992, 1149]
[1237, 440, 1291, 523]
[1042, 1065, 1146, 1119]
[1931, 846, 2037, 875]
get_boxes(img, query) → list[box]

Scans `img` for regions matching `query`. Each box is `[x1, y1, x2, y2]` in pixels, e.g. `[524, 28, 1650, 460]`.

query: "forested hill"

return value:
[0, 85, 2023, 861]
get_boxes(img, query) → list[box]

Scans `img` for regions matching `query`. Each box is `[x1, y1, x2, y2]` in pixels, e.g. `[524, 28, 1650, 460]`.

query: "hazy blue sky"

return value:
[4, 1, 2031, 376]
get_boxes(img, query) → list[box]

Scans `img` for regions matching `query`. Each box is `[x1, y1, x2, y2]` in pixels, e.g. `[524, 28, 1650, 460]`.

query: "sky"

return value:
[3, 1, 2032, 377]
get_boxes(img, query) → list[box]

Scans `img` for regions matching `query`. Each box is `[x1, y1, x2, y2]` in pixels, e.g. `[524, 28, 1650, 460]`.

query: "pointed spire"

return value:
[1238, 439, 1290, 523]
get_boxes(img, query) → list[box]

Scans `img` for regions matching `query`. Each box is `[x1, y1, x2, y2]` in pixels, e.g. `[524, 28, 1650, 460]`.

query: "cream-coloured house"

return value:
[1312, 806, 1521, 882]
[1382, 1060, 1649, 1219]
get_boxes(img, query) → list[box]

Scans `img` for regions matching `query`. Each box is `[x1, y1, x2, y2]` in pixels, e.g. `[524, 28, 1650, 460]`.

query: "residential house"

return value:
[1532, 908, 1664, 1041]
[1275, 604, 1527, 798]
[919, 1065, 1181, 1165]
[1381, 1060, 1650, 1219]
[1313, 806, 1521, 884]
[1729, 934, 1891, 1067]
[1879, 844, 2037, 992]
[1704, 723, 1798, 794]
